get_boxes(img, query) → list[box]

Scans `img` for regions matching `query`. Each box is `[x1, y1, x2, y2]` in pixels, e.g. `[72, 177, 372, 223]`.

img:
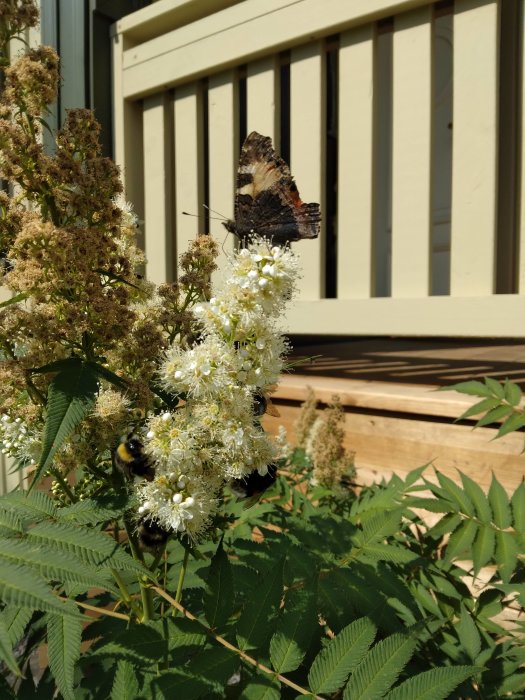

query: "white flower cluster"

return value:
[136, 237, 300, 541]
[0, 413, 40, 464]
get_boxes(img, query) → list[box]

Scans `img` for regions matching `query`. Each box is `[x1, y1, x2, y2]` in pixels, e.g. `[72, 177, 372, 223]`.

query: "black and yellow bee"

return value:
[136, 518, 171, 550]
[230, 463, 278, 506]
[113, 433, 155, 482]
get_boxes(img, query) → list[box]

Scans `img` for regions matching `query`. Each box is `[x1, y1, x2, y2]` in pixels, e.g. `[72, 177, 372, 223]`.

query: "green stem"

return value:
[124, 516, 154, 622]
[110, 568, 141, 617]
[49, 468, 77, 502]
[172, 546, 190, 618]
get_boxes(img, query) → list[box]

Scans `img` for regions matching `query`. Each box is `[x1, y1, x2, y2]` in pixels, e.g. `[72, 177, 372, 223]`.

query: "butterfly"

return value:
[223, 131, 321, 245]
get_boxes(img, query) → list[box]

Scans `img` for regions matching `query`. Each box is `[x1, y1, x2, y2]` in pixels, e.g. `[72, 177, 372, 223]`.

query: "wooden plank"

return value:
[263, 403, 525, 493]
[290, 42, 325, 300]
[519, 7, 525, 293]
[174, 83, 204, 263]
[143, 93, 174, 284]
[246, 56, 279, 143]
[391, 7, 432, 296]
[450, 0, 499, 295]
[208, 71, 238, 282]
[338, 26, 375, 298]
[284, 295, 525, 337]
[121, 0, 436, 99]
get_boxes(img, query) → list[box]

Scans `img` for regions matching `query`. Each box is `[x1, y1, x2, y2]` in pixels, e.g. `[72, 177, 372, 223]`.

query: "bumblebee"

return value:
[137, 518, 170, 550]
[230, 463, 277, 505]
[113, 433, 155, 482]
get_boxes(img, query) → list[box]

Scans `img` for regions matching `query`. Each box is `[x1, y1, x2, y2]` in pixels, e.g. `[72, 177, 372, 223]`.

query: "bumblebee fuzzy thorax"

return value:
[113, 433, 155, 482]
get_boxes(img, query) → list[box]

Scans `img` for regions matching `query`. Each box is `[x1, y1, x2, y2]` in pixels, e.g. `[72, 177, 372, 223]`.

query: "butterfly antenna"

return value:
[181, 211, 225, 222]
[203, 203, 229, 221]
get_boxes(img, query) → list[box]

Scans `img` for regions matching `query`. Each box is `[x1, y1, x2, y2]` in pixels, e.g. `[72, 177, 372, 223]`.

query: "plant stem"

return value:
[123, 516, 154, 622]
[152, 586, 322, 699]
[172, 547, 189, 618]
[49, 468, 77, 502]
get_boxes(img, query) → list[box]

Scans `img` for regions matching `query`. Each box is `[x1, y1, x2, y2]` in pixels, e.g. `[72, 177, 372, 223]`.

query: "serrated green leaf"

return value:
[270, 590, 316, 674]
[31, 362, 99, 491]
[187, 647, 237, 692]
[47, 601, 82, 700]
[92, 623, 167, 664]
[57, 494, 129, 525]
[0, 561, 82, 617]
[492, 583, 525, 607]
[435, 472, 474, 515]
[236, 558, 284, 652]
[488, 475, 511, 528]
[476, 404, 513, 427]
[445, 519, 478, 561]
[511, 480, 525, 532]
[0, 615, 21, 677]
[447, 381, 493, 398]
[151, 669, 215, 698]
[239, 674, 281, 700]
[26, 521, 148, 575]
[471, 524, 495, 575]
[459, 472, 492, 523]
[495, 411, 525, 438]
[359, 543, 418, 564]
[504, 380, 523, 405]
[0, 536, 117, 594]
[111, 660, 140, 700]
[0, 489, 57, 521]
[0, 508, 23, 535]
[0, 606, 32, 646]
[494, 530, 519, 582]
[385, 665, 478, 699]
[456, 607, 481, 661]
[343, 632, 417, 700]
[309, 617, 376, 694]
[427, 513, 463, 541]
[485, 377, 505, 398]
[458, 397, 500, 421]
[204, 540, 234, 630]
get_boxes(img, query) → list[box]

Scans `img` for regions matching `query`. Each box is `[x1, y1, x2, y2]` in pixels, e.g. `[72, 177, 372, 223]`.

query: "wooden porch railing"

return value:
[112, 0, 525, 337]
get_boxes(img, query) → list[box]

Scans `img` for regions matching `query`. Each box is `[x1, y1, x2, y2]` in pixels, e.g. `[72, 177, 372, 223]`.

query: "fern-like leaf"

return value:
[0, 561, 82, 617]
[456, 606, 481, 661]
[459, 472, 492, 523]
[445, 519, 478, 561]
[26, 521, 148, 575]
[494, 530, 519, 583]
[0, 606, 33, 646]
[343, 632, 417, 699]
[0, 615, 21, 677]
[57, 494, 129, 525]
[31, 361, 99, 490]
[471, 524, 495, 575]
[0, 489, 57, 522]
[203, 540, 234, 630]
[385, 665, 478, 699]
[150, 669, 215, 698]
[238, 674, 281, 699]
[111, 660, 140, 700]
[488, 475, 511, 528]
[47, 601, 82, 700]
[309, 616, 376, 694]
[270, 589, 317, 674]
[187, 647, 238, 693]
[511, 480, 525, 533]
[0, 536, 118, 594]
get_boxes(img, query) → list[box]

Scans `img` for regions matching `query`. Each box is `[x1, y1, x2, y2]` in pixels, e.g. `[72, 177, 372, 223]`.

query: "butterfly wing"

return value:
[231, 132, 321, 245]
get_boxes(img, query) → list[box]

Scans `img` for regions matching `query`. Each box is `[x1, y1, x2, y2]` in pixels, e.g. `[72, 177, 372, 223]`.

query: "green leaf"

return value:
[359, 543, 418, 564]
[57, 494, 130, 526]
[496, 411, 525, 438]
[459, 472, 491, 523]
[92, 623, 167, 664]
[456, 607, 481, 661]
[31, 362, 99, 490]
[492, 583, 525, 607]
[445, 519, 478, 561]
[0, 292, 28, 309]
[0, 561, 82, 617]
[111, 660, 140, 700]
[203, 540, 234, 630]
[0, 537, 118, 594]
[0, 615, 21, 677]
[457, 397, 500, 421]
[26, 521, 148, 575]
[343, 632, 417, 700]
[239, 674, 281, 699]
[270, 590, 317, 674]
[435, 472, 474, 516]
[86, 361, 129, 391]
[187, 647, 238, 693]
[504, 380, 522, 406]
[47, 601, 82, 700]
[447, 381, 493, 397]
[236, 557, 284, 652]
[484, 377, 505, 398]
[427, 513, 463, 541]
[494, 530, 519, 583]
[0, 605, 32, 646]
[471, 524, 495, 575]
[309, 617, 376, 694]
[385, 665, 478, 700]
[488, 475, 511, 528]
[476, 404, 513, 427]
[151, 670, 215, 699]
[0, 489, 57, 521]
[511, 480, 525, 532]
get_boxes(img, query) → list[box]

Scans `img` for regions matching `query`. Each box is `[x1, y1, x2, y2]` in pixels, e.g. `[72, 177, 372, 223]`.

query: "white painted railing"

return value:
[112, 0, 525, 337]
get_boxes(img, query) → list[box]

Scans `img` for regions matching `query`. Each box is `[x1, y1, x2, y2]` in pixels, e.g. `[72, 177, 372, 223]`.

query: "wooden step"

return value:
[263, 375, 525, 494]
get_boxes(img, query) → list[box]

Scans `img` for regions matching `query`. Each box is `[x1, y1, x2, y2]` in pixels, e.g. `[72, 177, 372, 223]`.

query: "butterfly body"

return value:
[223, 132, 321, 245]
